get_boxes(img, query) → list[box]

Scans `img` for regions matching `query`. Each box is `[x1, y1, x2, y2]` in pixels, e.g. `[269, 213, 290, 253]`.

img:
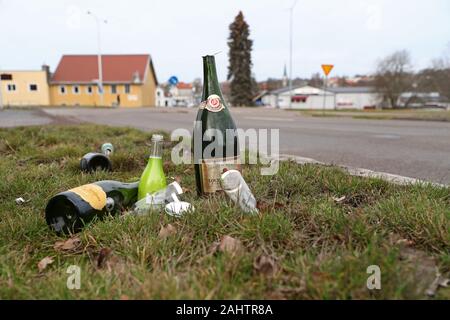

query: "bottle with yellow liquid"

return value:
[138, 134, 167, 200]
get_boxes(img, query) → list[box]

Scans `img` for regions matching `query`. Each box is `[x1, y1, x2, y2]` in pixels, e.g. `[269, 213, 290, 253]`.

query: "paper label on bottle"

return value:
[69, 184, 107, 210]
[200, 94, 224, 113]
[200, 156, 241, 193]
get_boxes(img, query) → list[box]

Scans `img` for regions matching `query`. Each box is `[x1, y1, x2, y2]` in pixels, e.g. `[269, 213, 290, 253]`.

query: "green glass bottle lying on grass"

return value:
[45, 180, 139, 234]
[138, 134, 167, 200]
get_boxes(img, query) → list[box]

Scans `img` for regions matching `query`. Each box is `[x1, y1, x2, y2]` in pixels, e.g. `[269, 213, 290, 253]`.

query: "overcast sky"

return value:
[1, 0, 449, 82]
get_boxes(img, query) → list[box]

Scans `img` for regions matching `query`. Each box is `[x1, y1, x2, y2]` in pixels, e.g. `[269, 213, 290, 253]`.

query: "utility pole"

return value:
[321, 64, 334, 113]
[322, 75, 328, 113]
[87, 11, 107, 106]
[288, 0, 298, 109]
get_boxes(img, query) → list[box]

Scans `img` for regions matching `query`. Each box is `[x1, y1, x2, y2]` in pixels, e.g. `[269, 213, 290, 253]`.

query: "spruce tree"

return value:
[227, 11, 254, 106]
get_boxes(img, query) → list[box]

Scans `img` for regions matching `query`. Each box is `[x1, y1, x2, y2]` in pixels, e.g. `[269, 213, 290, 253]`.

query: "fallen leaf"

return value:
[54, 237, 82, 252]
[97, 247, 113, 268]
[273, 202, 285, 209]
[218, 235, 243, 255]
[256, 201, 267, 211]
[120, 295, 130, 300]
[253, 254, 278, 277]
[332, 196, 346, 203]
[37, 256, 54, 272]
[90, 247, 124, 272]
[158, 224, 177, 239]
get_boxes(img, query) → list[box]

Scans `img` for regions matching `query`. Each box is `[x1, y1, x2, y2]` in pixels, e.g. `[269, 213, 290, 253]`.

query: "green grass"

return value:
[301, 109, 450, 122]
[0, 124, 449, 299]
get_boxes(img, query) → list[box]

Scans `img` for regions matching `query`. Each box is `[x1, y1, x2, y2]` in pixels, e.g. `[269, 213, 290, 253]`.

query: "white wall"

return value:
[155, 88, 165, 107]
[262, 90, 382, 110]
[335, 93, 381, 110]
[272, 93, 335, 109]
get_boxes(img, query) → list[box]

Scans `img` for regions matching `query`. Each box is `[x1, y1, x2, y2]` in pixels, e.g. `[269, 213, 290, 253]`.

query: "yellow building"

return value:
[0, 68, 51, 106]
[49, 54, 158, 107]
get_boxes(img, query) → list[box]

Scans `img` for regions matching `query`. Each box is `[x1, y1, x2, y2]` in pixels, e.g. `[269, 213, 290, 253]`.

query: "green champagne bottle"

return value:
[138, 134, 167, 200]
[193, 55, 241, 195]
[45, 180, 139, 234]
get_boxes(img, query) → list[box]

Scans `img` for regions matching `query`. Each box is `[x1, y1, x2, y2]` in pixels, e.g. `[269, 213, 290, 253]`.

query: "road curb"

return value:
[277, 154, 448, 188]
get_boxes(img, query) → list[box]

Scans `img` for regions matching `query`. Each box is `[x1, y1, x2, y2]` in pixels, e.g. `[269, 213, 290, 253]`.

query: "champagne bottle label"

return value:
[69, 184, 107, 210]
[200, 94, 224, 113]
[200, 156, 241, 193]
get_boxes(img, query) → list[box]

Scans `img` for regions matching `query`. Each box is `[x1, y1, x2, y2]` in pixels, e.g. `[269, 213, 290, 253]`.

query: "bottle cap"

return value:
[105, 197, 115, 212]
[151, 134, 164, 142]
[101, 143, 114, 155]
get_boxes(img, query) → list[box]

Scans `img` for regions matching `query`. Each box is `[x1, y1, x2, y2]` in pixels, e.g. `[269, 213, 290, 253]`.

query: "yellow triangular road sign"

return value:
[321, 64, 334, 76]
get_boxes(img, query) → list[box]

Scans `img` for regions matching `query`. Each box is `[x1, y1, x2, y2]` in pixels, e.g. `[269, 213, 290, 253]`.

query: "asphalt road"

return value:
[1, 107, 450, 184]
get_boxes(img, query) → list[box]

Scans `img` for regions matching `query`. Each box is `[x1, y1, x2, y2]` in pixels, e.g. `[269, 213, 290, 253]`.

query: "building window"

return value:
[29, 84, 38, 91]
[292, 95, 307, 103]
[73, 86, 80, 94]
[125, 84, 130, 94]
[87, 86, 93, 94]
[59, 86, 66, 94]
[111, 85, 117, 94]
[7, 84, 16, 92]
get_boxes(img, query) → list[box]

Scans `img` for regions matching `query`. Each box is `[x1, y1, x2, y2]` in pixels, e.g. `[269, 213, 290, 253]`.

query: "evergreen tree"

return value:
[227, 11, 254, 106]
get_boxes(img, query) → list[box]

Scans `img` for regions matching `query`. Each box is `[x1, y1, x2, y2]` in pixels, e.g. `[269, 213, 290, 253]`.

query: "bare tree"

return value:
[416, 44, 450, 102]
[375, 50, 413, 108]
[308, 72, 324, 87]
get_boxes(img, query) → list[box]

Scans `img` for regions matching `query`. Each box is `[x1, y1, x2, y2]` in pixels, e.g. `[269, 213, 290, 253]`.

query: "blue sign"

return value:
[169, 76, 179, 86]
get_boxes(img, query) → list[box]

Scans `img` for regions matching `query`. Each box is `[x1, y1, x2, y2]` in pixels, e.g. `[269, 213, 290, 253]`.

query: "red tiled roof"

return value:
[51, 54, 156, 84]
[177, 82, 193, 89]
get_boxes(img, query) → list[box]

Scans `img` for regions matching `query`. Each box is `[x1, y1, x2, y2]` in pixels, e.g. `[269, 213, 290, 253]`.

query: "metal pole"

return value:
[88, 11, 106, 106]
[322, 75, 327, 113]
[96, 19, 104, 106]
[288, 0, 298, 109]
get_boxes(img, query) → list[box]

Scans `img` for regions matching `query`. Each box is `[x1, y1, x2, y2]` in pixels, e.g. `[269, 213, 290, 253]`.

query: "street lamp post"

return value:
[87, 11, 107, 106]
[288, 0, 298, 109]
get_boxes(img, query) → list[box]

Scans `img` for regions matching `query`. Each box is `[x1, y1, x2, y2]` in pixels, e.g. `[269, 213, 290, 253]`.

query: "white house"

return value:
[260, 85, 382, 110]
[261, 85, 335, 109]
[169, 82, 195, 107]
[156, 82, 197, 108]
[329, 87, 382, 110]
[155, 86, 170, 107]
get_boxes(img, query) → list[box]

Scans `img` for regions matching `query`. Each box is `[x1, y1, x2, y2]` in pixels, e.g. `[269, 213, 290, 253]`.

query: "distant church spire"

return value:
[282, 63, 288, 87]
